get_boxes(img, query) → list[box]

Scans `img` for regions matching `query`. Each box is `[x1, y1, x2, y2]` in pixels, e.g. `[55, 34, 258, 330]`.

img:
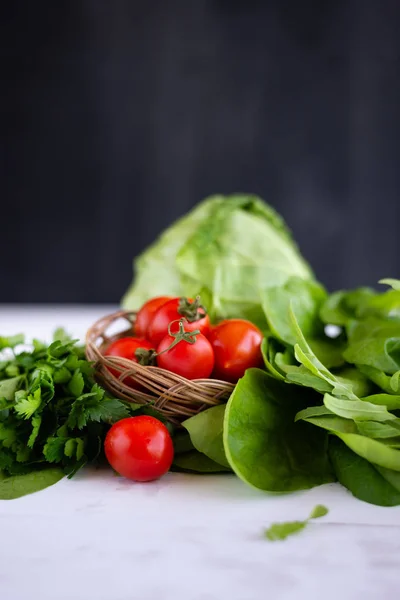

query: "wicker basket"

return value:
[85, 310, 235, 424]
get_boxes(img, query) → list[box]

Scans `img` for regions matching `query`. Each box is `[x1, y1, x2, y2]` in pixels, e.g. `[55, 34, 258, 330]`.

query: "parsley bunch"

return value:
[0, 331, 130, 480]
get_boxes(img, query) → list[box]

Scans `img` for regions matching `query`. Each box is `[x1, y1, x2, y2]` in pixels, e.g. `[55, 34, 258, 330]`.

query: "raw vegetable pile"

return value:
[1, 194, 400, 507]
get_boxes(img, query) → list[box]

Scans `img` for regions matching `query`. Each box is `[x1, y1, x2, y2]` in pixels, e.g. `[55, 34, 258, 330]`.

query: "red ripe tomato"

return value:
[147, 296, 210, 346]
[104, 416, 174, 482]
[104, 337, 155, 387]
[135, 296, 172, 339]
[208, 319, 263, 383]
[156, 329, 215, 380]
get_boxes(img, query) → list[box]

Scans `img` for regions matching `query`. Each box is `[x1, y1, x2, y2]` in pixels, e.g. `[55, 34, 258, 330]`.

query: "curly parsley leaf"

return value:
[14, 388, 42, 419]
[0, 331, 133, 498]
[0, 334, 25, 350]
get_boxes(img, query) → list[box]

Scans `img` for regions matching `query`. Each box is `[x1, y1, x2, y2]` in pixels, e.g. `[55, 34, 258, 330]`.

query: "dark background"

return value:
[2, 0, 400, 303]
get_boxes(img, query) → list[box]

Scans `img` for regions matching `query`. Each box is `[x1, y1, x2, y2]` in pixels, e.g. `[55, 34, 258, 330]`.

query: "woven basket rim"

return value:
[85, 309, 234, 424]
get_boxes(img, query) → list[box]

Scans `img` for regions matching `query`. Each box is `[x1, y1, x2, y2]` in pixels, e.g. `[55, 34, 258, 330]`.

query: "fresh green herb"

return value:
[0, 332, 134, 498]
[265, 505, 328, 541]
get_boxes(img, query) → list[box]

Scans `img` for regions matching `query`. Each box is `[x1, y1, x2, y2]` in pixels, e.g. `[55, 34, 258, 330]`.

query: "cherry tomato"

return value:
[135, 296, 172, 338]
[147, 297, 210, 346]
[104, 336, 155, 388]
[104, 416, 174, 482]
[156, 329, 215, 379]
[208, 319, 263, 382]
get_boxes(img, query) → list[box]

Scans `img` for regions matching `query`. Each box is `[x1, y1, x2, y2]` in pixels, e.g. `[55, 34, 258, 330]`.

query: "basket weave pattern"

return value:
[85, 310, 234, 424]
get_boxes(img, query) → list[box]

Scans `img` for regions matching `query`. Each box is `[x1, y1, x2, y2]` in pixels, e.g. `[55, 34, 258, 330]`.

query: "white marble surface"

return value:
[1, 306, 400, 600]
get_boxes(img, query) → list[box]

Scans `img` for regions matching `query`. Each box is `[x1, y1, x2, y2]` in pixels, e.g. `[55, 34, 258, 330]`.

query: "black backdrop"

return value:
[3, 0, 400, 303]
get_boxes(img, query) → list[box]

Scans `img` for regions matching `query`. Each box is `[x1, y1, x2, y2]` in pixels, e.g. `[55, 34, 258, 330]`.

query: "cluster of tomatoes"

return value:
[104, 295, 264, 383]
[103, 295, 263, 484]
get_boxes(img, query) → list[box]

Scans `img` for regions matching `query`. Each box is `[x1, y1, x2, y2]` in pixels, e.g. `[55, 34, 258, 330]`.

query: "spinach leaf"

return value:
[391, 371, 400, 392]
[0, 467, 64, 500]
[323, 393, 396, 422]
[320, 288, 376, 326]
[285, 367, 334, 394]
[358, 365, 399, 394]
[182, 404, 230, 468]
[262, 277, 327, 346]
[289, 307, 357, 399]
[308, 338, 346, 369]
[344, 318, 400, 374]
[223, 369, 335, 492]
[329, 437, 400, 506]
[361, 393, 400, 410]
[380, 279, 400, 291]
[334, 368, 374, 398]
[358, 290, 400, 320]
[375, 465, 400, 491]
[296, 409, 358, 435]
[172, 450, 232, 473]
[173, 431, 195, 454]
[336, 432, 400, 471]
[261, 337, 286, 381]
[356, 421, 400, 439]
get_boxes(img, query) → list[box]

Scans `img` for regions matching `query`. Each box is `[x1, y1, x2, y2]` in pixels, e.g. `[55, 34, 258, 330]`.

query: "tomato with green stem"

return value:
[135, 296, 172, 338]
[104, 415, 174, 481]
[104, 336, 155, 388]
[147, 296, 210, 346]
[208, 319, 263, 382]
[156, 320, 215, 380]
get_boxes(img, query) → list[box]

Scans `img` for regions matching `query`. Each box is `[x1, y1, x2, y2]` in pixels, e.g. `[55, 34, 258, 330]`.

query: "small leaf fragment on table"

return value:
[264, 505, 329, 541]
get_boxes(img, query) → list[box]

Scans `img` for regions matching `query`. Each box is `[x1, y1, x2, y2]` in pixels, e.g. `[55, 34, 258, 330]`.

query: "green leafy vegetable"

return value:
[296, 409, 358, 435]
[172, 451, 232, 473]
[380, 279, 400, 291]
[335, 433, 400, 471]
[355, 421, 400, 439]
[223, 369, 334, 492]
[261, 337, 286, 381]
[262, 277, 327, 346]
[182, 405, 230, 468]
[323, 393, 396, 422]
[344, 319, 400, 374]
[0, 332, 133, 497]
[0, 468, 65, 500]
[329, 437, 400, 506]
[0, 334, 25, 350]
[309, 504, 329, 519]
[265, 505, 328, 541]
[0, 376, 23, 402]
[172, 431, 195, 454]
[122, 195, 315, 327]
[320, 288, 376, 327]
